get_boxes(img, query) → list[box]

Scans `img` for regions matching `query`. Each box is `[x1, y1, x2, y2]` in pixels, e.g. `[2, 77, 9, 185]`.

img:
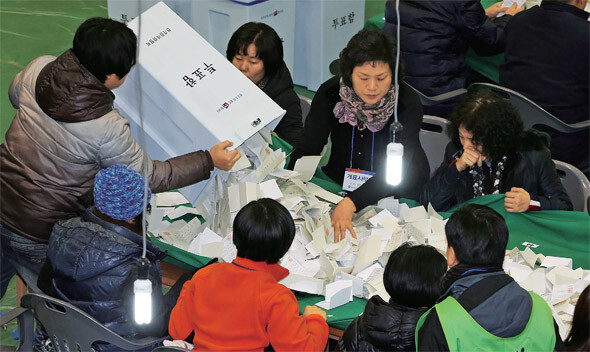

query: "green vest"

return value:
[416, 291, 556, 351]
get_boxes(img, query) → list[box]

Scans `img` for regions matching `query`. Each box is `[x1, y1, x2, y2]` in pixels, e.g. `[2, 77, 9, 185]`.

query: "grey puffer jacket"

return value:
[1, 50, 213, 242]
[339, 295, 427, 352]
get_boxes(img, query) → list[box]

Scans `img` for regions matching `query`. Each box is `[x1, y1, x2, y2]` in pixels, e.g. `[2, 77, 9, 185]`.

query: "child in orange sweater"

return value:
[169, 198, 329, 351]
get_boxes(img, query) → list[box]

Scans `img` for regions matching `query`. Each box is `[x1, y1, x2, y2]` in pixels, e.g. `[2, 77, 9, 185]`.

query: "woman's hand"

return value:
[505, 2, 524, 16]
[485, 2, 505, 18]
[209, 141, 241, 171]
[505, 187, 531, 212]
[330, 197, 357, 243]
[456, 148, 485, 172]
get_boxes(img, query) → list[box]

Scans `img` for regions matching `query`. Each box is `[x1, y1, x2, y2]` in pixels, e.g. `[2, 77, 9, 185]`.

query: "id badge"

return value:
[342, 168, 375, 192]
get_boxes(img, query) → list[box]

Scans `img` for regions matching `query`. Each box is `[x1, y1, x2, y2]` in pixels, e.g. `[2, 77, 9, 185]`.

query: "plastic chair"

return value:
[553, 160, 590, 213]
[299, 94, 312, 127]
[419, 115, 451, 175]
[407, 84, 467, 107]
[0, 306, 34, 351]
[17, 293, 166, 352]
[467, 83, 590, 133]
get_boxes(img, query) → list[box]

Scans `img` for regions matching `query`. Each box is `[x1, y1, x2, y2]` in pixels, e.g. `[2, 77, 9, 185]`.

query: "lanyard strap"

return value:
[349, 127, 375, 172]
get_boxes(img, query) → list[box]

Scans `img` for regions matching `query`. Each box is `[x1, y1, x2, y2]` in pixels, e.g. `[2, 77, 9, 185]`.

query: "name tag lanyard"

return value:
[349, 127, 375, 172]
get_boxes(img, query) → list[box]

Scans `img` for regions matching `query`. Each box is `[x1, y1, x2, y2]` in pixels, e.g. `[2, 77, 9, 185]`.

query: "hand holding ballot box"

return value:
[112, 2, 285, 205]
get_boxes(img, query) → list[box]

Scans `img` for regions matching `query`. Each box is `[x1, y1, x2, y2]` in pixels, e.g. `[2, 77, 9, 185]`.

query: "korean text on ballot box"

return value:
[112, 1, 286, 205]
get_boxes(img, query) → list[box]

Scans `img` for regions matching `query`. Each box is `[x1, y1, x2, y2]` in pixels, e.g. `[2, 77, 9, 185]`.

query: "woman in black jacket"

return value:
[227, 22, 303, 148]
[339, 243, 447, 351]
[289, 29, 429, 242]
[420, 92, 572, 212]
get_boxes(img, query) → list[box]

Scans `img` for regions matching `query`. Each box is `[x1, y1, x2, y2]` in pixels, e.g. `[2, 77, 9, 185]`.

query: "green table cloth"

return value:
[154, 134, 590, 334]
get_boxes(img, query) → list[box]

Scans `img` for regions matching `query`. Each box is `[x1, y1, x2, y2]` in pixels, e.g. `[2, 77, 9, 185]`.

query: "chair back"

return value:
[299, 94, 312, 127]
[21, 293, 165, 352]
[420, 115, 451, 174]
[553, 160, 590, 212]
[467, 83, 590, 133]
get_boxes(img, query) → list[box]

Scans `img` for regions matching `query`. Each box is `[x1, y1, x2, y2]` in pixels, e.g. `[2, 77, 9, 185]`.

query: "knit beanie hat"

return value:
[94, 164, 151, 221]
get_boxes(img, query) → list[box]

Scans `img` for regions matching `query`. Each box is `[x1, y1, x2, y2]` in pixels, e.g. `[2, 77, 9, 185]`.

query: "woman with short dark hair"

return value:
[227, 22, 303, 148]
[289, 29, 429, 242]
[421, 92, 572, 212]
[339, 243, 447, 351]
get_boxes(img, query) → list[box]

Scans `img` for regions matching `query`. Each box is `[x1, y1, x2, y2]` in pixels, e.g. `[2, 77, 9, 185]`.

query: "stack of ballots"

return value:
[503, 246, 590, 340]
[112, 2, 285, 205]
[147, 127, 451, 310]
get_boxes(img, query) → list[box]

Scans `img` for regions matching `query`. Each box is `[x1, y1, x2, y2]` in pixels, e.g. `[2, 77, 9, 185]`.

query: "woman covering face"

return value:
[288, 29, 430, 242]
[226, 22, 303, 148]
[420, 92, 572, 212]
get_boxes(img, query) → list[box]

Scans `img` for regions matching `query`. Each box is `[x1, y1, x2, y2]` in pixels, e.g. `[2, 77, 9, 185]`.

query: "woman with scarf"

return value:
[288, 29, 429, 242]
[420, 92, 572, 212]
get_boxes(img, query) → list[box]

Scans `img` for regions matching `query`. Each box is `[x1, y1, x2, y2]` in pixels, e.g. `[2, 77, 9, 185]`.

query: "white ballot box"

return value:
[108, 0, 192, 25]
[293, 0, 365, 91]
[190, 0, 296, 73]
[113, 2, 285, 204]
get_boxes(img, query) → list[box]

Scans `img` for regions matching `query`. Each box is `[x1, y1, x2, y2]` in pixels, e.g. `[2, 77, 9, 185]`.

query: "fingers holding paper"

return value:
[330, 197, 357, 243]
[210, 140, 241, 171]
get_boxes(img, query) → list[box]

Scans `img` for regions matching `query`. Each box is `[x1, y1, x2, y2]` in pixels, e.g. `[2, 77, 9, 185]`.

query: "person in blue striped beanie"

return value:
[94, 164, 151, 224]
[37, 164, 194, 349]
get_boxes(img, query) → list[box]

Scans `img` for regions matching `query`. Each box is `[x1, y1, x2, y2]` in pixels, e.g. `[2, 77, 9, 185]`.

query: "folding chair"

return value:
[467, 83, 590, 133]
[407, 84, 467, 107]
[553, 160, 590, 213]
[13, 293, 166, 352]
[419, 115, 451, 175]
[298, 94, 312, 127]
[0, 306, 34, 351]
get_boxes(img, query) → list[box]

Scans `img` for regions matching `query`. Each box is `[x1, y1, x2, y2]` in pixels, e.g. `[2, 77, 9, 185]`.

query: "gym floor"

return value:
[0, 0, 385, 348]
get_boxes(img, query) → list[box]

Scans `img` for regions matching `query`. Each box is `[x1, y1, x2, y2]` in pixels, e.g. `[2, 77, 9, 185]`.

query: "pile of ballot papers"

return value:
[146, 128, 589, 339]
[504, 246, 589, 339]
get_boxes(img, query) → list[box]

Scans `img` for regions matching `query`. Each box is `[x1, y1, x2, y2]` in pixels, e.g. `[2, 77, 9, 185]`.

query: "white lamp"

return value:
[386, 122, 404, 186]
[134, 257, 152, 324]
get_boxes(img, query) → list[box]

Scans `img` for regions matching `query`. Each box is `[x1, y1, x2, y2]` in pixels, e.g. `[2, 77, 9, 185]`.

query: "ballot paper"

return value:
[188, 227, 223, 258]
[164, 205, 201, 220]
[280, 274, 325, 295]
[400, 205, 428, 222]
[336, 272, 365, 297]
[156, 192, 190, 207]
[293, 155, 322, 182]
[541, 256, 573, 269]
[377, 197, 400, 217]
[257, 179, 283, 199]
[230, 148, 251, 172]
[316, 280, 353, 310]
[353, 235, 382, 275]
[521, 246, 539, 268]
[368, 209, 398, 228]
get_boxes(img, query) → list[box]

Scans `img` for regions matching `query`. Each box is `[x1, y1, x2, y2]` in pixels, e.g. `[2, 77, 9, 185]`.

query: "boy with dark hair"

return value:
[339, 243, 447, 351]
[0, 17, 240, 298]
[416, 204, 564, 351]
[169, 198, 329, 351]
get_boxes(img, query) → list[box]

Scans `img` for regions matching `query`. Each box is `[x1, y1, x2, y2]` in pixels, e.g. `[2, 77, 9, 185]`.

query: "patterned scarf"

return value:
[468, 156, 508, 198]
[333, 78, 396, 132]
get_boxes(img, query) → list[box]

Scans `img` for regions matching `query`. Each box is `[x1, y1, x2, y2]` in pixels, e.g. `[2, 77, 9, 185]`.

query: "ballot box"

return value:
[108, 0, 192, 25]
[112, 2, 285, 204]
[293, 0, 365, 91]
[190, 0, 296, 73]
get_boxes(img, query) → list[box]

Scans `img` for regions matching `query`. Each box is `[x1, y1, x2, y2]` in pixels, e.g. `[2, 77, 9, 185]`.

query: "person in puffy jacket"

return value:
[339, 243, 447, 351]
[37, 165, 194, 351]
[0, 17, 240, 298]
[383, 0, 523, 117]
